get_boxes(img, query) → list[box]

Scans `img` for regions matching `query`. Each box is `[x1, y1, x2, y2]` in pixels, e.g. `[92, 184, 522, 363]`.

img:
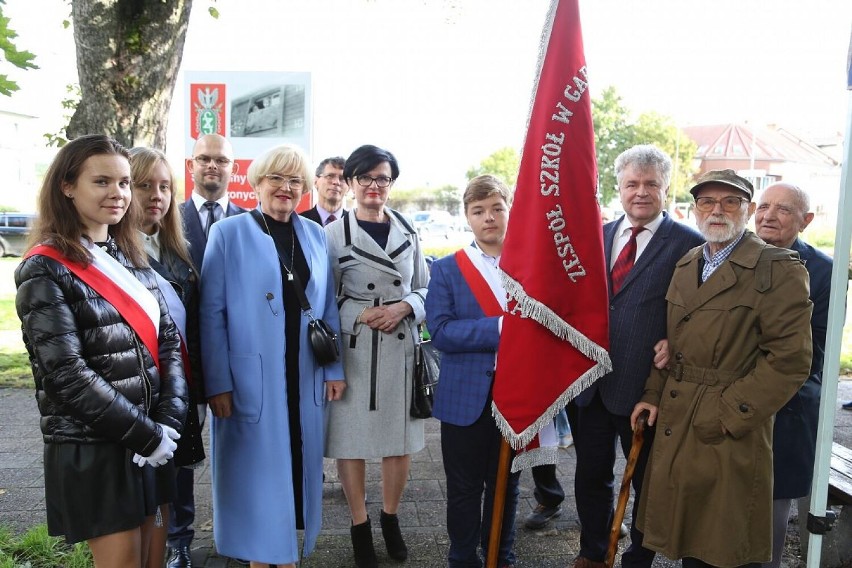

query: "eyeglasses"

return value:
[264, 174, 304, 190]
[355, 175, 393, 188]
[694, 196, 748, 213]
[193, 155, 232, 167]
[319, 173, 346, 182]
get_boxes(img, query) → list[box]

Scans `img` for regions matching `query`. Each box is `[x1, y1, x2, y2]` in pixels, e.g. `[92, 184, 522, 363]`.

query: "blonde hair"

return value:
[129, 147, 195, 272]
[247, 144, 313, 190]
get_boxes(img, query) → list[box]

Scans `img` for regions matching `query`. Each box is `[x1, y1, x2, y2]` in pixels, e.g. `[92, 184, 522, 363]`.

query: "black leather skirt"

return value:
[43, 441, 176, 544]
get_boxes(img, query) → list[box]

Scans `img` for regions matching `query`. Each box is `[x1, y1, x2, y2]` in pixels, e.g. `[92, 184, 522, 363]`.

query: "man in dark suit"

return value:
[178, 134, 247, 270]
[301, 156, 347, 226]
[756, 182, 832, 568]
[167, 133, 247, 568]
[569, 145, 703, 568]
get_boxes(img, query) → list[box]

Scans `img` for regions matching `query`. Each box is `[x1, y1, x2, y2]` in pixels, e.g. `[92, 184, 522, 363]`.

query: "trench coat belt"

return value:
[344, 296, 401, 305]
[673, 363, 739, 387]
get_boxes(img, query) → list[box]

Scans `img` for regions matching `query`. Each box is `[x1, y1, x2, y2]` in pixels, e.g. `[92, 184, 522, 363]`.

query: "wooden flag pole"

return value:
[486, 437, 513, 568]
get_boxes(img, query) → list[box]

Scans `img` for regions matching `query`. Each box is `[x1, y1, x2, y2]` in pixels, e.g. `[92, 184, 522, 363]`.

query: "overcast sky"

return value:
[3, 0, 851, 188]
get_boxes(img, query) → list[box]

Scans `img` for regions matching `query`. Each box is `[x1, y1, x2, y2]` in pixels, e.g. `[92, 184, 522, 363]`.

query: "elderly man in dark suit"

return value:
[756, 182, 832, 568]
[167, 133, 247, 568]
[301, 156, 347, 226]
[568, 145, 703, 568]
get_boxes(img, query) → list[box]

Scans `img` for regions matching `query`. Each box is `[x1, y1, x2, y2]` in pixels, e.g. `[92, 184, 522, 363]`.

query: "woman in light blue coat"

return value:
[200, 144, 345, 567]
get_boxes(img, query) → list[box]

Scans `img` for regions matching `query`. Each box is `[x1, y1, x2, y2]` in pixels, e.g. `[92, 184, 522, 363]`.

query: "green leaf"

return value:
[0, 74, 17, 96]
[0, 9, 39, 94]
[208, 6, 220, 19]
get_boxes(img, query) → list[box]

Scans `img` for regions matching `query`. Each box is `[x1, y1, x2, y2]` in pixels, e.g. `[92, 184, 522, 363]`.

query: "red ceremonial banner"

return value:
[493, 0, 611, 452]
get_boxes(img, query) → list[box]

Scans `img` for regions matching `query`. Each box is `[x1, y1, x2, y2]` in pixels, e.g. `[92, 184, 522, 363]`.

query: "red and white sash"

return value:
[455, 247, 558, 471]
[27, 242, 161, 369]
[455, 247, 505, 317]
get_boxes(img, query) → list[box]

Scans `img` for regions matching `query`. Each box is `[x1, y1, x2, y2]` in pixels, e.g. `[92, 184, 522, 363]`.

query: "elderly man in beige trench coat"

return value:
[631, 170, 813, 568]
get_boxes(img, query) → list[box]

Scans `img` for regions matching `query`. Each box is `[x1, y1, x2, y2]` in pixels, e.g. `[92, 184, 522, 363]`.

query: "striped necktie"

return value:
[611, 226, 645, 293]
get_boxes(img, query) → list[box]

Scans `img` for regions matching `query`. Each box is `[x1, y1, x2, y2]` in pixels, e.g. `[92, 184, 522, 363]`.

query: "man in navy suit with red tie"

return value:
[168, 133, 247, 568]
[569, 145, 703, 568]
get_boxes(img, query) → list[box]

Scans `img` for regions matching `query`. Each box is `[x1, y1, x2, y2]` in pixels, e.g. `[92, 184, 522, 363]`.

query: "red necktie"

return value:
[611, 226, 645, 293]
[325, 214, 336, 226]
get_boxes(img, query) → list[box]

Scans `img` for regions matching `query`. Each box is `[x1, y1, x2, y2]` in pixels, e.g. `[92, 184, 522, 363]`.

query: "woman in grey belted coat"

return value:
[324, 145, 429, 568]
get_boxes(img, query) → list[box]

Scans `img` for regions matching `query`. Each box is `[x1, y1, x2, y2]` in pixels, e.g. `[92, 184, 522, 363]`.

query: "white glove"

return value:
[197, 403, 208, 428]
[136, 425, 179, 468]
[160, 423, 181, 442]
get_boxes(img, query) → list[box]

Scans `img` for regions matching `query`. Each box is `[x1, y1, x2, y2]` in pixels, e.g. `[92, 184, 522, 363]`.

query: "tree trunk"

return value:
[66, 0, 192, 150]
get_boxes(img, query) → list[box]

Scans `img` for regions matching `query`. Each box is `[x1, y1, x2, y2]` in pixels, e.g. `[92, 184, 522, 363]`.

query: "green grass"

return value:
[0, 297, 16, 324]
[0, 524, 92, 567]
[842, 323, 852, 375]
[0, 350, 31, 388]
[0, 295, 30, 388]
[804, 226, 837, 249]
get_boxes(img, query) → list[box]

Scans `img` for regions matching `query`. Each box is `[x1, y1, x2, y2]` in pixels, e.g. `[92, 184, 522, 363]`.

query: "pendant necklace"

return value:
[260, 213, 296, 281]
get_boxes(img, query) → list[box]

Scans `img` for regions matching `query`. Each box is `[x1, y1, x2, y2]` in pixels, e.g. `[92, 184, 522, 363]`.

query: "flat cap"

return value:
[689, 169, 754, 200]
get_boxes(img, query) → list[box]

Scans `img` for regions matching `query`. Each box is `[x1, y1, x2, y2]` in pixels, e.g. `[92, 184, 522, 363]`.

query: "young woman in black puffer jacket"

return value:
[15, 135, 187, 567]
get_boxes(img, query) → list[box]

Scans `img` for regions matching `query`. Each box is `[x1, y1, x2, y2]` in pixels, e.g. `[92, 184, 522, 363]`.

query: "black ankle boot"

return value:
[350, 517, 378, 568]
[380, 509, 408, 561]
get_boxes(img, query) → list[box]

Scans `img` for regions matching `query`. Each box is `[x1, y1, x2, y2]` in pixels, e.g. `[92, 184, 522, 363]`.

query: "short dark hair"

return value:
[29, 134, 145, 266]
[315, 156, 345, 177]
[343, 145, 399, 181]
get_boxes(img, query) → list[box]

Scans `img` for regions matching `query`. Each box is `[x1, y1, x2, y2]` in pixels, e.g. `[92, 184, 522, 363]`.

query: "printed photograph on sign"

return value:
[231, 84, 306, 139]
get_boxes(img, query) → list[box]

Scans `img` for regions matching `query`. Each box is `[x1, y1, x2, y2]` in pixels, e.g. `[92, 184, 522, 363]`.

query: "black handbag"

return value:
[307, 317, 340, 366]
[250, 209, 340, 366]
[411, 339, 441, 419]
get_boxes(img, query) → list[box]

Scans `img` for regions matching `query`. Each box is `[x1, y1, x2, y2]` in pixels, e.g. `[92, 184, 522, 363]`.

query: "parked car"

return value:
[0, 212, 36, 256]
[412, 210, 461, 240]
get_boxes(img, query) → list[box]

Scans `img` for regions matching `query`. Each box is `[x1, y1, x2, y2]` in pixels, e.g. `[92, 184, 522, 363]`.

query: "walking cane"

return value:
[605, 409, 650, 568]
[486, 437, 513, 568]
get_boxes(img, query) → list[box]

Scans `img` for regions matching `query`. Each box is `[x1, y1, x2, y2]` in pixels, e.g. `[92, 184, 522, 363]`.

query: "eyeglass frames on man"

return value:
[264, 174, 305, 190]
[355, 175, 393, 188]
[319, 173, 346, 183]
[193, 155, 233, 167]
[693, 196, 748, 213]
